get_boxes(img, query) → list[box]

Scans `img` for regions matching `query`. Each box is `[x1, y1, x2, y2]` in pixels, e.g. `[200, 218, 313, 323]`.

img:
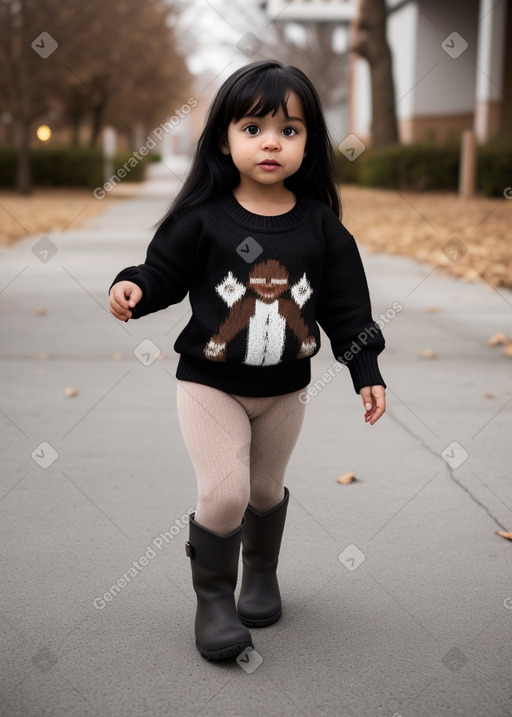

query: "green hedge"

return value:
[0, 147, 17, 187]
[334, 139, 512, 198]
[478, 135, 512, 198]
[0, 146, 149, 188]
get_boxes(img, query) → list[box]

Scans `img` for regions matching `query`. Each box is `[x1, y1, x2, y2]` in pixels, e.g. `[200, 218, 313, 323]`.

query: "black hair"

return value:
[157, 60, 341, 227]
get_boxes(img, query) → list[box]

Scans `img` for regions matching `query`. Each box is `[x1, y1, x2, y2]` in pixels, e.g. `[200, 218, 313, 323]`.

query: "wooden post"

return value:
[459, 130, 477, 199]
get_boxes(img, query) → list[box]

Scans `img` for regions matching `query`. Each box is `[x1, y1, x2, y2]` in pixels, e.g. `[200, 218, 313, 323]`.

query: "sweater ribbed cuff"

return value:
[343, 349, 386, 394]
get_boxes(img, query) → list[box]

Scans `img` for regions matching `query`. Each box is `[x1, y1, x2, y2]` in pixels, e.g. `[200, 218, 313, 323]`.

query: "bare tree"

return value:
[263, 22, 349, 111]
[0, 0, 190, 192]
[57, 0, 190, 147]
[0, 0, 60, 193]
[175, 0, 347, 111]
[351, 0, 399, 147]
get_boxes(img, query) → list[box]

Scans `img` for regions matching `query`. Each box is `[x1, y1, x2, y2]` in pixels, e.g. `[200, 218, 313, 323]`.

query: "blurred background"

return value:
[1, 0, 511, 290]
[2, 5, 512, 714]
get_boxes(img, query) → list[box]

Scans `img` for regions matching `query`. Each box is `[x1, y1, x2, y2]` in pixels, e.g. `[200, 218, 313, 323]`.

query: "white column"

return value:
[474, 0, 507, 142]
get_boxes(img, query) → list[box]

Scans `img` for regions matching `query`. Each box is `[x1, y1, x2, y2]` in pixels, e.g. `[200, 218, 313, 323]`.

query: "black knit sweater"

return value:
[110, 192, 386, 397]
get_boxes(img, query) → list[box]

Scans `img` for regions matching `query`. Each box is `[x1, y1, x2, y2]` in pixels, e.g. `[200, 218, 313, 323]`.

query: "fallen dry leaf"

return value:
[420, 349, 437, 359]
[464, 268, 480, 282]
[35, 307, 47, 316]
[64, 387, 78, 397]
[488, 332, 509, 346]
[337, 472, 356, 484]
[483, 393, 495, 399]
[503, 344, 512, 357]
[111, 352, 123, 361]
[426, 306, 439, 313]
[496, 530, 512, 541]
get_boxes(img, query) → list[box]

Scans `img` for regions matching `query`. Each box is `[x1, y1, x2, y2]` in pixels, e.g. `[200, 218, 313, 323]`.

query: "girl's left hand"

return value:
[359, 385, 386, 425]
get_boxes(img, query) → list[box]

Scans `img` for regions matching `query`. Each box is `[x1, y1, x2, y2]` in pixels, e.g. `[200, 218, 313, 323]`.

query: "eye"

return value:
[244, 124, 260, 136]
[282, 126, 298, 137]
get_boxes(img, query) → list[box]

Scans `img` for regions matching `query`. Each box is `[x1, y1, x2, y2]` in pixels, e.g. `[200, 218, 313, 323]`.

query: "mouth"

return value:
[258, 159, 281, 173]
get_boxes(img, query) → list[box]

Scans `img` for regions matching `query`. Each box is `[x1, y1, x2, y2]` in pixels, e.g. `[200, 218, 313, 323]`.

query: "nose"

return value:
[261, 132, 281, 151]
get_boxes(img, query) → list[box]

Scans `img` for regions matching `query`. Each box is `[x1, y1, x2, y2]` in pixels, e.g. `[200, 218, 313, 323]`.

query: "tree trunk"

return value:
[16, 119, 32, 194]
[10, 0, 32, 194]
[66, 90, 86, 147]
[70, 120, 81, 147]
[89, 98, 107, 148]
[351, 0, 399, 147]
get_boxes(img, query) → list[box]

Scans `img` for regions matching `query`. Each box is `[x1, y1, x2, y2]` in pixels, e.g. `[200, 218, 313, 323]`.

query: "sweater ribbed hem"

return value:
[176, 354, 311, 397]
[345, 350, 387, 394]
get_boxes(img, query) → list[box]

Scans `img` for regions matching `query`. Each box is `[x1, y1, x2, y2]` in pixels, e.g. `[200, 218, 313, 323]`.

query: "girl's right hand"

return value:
[109, 281, 143, 321]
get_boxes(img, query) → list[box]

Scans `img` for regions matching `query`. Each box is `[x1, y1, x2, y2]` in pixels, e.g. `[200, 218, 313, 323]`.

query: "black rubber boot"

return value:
[185, 514, 253, 661]
[237, 487, 289, 628]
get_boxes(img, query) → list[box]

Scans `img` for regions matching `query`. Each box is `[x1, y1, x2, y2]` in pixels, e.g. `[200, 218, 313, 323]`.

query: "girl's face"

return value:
[220, 91, 307, 192]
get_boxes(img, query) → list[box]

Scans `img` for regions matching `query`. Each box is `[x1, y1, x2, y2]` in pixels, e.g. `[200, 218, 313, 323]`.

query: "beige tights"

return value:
[176, 380, 306, 535]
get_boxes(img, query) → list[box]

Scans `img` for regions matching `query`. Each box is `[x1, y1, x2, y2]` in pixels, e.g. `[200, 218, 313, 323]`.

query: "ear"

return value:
[219, 133, 230, 155]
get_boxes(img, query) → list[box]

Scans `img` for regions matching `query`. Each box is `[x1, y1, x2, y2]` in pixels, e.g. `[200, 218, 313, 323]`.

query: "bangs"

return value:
[228, 69, 294, 122]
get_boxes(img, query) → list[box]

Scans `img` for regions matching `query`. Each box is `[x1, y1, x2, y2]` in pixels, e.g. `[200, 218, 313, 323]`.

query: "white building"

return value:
[266, 0, 511, 144]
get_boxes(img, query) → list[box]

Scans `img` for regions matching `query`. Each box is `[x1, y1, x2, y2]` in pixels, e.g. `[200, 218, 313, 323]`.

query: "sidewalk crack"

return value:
[386, 408, 509, 532]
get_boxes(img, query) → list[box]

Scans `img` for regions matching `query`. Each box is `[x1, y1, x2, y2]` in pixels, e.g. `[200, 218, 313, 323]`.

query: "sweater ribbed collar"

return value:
[219, 191, 312, 232]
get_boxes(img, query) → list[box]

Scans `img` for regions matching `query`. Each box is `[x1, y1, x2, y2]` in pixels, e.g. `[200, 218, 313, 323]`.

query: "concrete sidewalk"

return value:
[1, 162, 511, 717]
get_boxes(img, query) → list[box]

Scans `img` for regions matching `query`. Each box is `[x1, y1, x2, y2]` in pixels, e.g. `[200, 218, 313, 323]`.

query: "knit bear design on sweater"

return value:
[204, 259, 317, 366]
